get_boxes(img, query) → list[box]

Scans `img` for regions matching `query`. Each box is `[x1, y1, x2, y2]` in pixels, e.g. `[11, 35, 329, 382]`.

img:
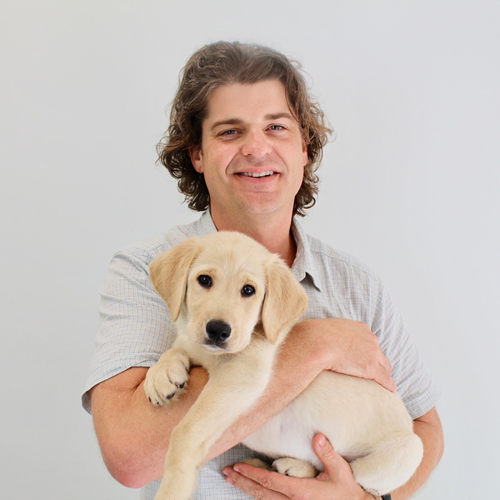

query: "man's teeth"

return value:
[241, 171, 274, 178]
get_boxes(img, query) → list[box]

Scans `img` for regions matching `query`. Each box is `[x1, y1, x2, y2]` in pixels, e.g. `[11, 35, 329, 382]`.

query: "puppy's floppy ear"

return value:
[261, 256, 308, 345]
[149, 237, 202, 321]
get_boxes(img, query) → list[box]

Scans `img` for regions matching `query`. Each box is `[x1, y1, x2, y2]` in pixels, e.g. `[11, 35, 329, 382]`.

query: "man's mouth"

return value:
[239, 170, 275, 178]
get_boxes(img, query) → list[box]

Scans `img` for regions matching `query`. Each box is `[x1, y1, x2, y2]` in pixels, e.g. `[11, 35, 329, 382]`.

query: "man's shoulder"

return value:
[305, 232, 379, 282]
[115, 214, 213, 266]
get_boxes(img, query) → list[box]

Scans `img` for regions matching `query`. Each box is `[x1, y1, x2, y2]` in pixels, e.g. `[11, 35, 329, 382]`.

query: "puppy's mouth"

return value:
[200, 339, 229, 353]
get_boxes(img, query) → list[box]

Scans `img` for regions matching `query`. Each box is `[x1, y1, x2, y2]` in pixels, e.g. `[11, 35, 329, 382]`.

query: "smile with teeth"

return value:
[239, 171, 275, 178]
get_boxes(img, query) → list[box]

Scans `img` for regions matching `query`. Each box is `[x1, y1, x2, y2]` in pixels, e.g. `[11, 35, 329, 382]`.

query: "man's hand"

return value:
[223, 434, 375, 500]
[296, 319, 396, 392]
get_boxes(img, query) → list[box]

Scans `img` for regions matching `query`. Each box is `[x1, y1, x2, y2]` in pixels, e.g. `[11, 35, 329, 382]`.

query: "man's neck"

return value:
[209, 209, 296, 267]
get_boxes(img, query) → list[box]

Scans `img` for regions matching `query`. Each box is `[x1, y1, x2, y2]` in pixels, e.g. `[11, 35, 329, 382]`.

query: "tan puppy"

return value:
[144, 232, 423, 499]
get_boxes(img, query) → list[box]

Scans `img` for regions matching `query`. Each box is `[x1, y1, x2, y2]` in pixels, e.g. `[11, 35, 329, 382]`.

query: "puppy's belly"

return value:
[243, 371, 413, 470]
[243, 402, 321, 468]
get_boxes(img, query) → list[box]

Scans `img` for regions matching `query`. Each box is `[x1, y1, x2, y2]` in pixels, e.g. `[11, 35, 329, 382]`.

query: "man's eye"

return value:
[197, 275, 212, 288]
[269, 124, 285, 131]
[220, 129, 238, 136]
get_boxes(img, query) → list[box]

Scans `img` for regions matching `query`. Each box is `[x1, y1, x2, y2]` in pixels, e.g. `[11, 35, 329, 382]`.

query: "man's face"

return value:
[190, 79, 308, 222]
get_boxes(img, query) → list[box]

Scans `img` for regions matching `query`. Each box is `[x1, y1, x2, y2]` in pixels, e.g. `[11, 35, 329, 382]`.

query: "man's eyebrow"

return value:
[210, 118, 243, 131]
[209, 112, 295, 131]
[264, 112, 295, 121]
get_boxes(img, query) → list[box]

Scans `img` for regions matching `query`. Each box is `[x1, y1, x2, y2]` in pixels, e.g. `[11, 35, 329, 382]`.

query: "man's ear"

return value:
[302, 139, 309, 167]
[189, 145, 204, 173]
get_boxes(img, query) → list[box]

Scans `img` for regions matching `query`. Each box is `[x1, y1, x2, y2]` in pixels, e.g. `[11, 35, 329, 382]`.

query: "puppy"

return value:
[144, 232, 423, 499]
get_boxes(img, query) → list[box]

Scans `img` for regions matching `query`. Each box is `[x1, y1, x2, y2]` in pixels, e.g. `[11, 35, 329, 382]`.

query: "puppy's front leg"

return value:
[155, 344, 274, 500]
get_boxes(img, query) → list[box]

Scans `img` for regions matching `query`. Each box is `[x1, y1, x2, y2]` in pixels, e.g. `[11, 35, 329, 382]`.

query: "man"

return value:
[83, 41, 443, 499]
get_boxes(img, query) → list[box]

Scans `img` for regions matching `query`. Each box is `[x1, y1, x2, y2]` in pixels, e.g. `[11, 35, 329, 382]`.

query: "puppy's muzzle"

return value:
[205, 319, 231, 347]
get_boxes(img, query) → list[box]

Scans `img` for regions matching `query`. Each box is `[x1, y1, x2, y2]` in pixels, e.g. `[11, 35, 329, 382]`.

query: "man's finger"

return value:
[312, 434, 343, 479]
[312, 434, 359, 486]
[378, 369, 397, 392]
[224, 463, 300, 498]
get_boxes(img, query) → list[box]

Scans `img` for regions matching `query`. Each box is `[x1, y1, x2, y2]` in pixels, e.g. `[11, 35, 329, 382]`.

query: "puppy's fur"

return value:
[144, 232, 423, 499]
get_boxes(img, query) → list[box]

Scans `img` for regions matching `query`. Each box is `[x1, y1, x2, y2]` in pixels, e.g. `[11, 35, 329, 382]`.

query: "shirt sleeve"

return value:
[370, 280, 440, 419]
[81, 246, 175, 413]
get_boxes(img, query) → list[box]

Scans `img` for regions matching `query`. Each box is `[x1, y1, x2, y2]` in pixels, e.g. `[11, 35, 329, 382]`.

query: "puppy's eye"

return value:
[241, 285, 255, 297]
[197, 275, 212, 288]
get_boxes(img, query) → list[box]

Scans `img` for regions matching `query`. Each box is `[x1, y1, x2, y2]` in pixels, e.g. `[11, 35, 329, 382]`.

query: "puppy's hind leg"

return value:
[350, 433, 424, 496]
[240, 457, 274, 471]
[239, 456, 317, 477]
[273, 457, 317, 478]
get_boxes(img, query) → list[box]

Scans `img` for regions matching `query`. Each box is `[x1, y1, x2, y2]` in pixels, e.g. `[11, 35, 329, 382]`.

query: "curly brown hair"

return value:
[157, 41, 332, 216]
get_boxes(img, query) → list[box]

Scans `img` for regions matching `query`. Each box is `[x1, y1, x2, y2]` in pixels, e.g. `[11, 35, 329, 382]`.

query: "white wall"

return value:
[2, 1, 499, 498]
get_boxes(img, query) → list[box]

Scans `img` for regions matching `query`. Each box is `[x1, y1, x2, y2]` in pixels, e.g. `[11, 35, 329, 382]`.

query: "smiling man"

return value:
[190, 79, 308, 266]
[83, 42, 443, 500]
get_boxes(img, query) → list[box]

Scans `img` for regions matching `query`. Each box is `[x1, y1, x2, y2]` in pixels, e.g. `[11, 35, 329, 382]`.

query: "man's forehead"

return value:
[203, 80, 295, 124]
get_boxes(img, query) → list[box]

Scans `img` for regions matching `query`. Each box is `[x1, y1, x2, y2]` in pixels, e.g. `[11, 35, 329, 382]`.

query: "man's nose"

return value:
[240, 129, 272, 158]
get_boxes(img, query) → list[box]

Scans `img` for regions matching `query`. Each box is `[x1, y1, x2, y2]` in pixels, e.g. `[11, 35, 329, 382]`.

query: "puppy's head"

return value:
[150, 232, 308, 354]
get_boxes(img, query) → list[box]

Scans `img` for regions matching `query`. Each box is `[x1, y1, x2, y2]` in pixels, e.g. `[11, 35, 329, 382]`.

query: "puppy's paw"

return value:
[239, 457, 273, 471]
[144, 349, 190, 406]
[273, 457, 317, 478]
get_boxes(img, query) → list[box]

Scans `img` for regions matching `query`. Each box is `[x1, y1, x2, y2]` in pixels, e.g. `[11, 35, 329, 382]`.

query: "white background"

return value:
[2, 1, 499, 499]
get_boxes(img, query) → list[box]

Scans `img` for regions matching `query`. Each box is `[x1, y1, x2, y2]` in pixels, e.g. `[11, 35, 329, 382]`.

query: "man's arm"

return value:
[90, 318, 393, 488]
[90, 366, 207, 488]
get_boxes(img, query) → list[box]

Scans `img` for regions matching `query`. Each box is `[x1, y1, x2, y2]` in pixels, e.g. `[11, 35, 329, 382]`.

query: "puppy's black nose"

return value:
[206, 320, 231, 343]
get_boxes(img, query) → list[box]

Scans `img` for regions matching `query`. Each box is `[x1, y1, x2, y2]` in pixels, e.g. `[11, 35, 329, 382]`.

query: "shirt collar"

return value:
[196, 211, 218, 235]
[291, 218, 322, 291]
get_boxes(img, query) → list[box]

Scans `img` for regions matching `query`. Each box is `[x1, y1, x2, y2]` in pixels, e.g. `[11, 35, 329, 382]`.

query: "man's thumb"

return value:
[312, 434, 339, 477]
